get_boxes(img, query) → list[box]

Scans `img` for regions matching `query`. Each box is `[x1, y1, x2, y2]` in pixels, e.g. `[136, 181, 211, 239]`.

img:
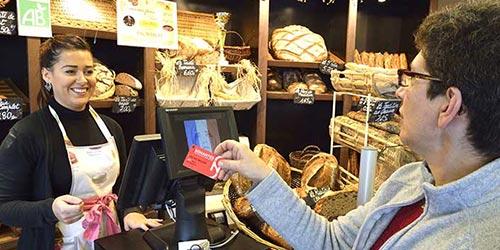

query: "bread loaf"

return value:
[375, 53, 384, 68]
[307, 79, 327, 94]
[354, 49, 361, 64]
[301, 153, 338, 191]
[115, 72, 142, 90]
[270, 25, 328, 62]
[314, 190, 357, 221]
[399, 53, 408, 69]
[286, 82, 308, 94]
[230, 173, 253, 196]
[114, 84, 138, 97]
[260, 224, 292, 249]
[233, 197, 254, 218]
[254, 144, 292, 185]
[91, 62, 115, 100]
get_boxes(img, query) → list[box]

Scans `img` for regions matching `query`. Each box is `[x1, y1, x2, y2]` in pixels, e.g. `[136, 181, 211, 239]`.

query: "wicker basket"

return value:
[224, 31, 251, 63]
[177, 10, 219, 46]
[222, 166, 358, 249]
[51, 0, 117, 32]
[289, 145, 321, 170]
[211, 97, 260, 110]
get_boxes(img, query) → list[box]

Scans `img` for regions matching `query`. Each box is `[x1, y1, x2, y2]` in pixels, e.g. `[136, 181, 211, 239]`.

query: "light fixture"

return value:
[378, 0, 386, 2]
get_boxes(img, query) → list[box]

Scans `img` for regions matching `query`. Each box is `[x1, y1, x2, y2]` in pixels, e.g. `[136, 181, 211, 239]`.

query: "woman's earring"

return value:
[44, 82, 52, 92]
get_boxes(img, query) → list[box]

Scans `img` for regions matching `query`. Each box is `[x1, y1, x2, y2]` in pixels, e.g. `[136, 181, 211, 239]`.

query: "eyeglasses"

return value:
[398, 69, 442, 87]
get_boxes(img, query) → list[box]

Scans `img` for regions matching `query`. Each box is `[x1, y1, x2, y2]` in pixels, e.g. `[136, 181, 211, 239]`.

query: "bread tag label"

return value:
[304, 187, 331, 207]
[112, 96, 137, 113]
[183, 145, 222, 179]
[0, 98, 23, 120]
[293, 89, 315, 105]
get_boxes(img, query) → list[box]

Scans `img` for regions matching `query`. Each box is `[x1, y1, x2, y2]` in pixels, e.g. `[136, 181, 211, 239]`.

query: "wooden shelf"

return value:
[267, 91, 342, 102]
[90, 98, 143, 109]
[52, 25, 117, 40]
[267, 59, 320, 69]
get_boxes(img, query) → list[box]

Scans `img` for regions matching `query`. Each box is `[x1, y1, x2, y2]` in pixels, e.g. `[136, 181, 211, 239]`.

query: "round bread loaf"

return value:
[301, 153, 338, 191]
[307, 79, 327, 94]
[91, 62, 115, 100]
[115, 72, 143, 90]
[314, 190, 357, 221]
[114, 84, 138, 97]
[254, 144, 292, 185]
[270, 25, 327, 62]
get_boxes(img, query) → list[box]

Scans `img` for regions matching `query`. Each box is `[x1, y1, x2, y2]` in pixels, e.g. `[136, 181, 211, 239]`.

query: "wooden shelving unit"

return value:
[267, 59, 320, 69]
[267, 91, 343, 102]
[52, 25, 117, 40]
[89, 98, 144, 109]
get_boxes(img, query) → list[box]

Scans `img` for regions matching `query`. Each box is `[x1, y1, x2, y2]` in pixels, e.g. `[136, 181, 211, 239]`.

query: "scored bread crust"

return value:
[301, 153, 338, 190]
[115, 72, 143, 90]
[254, 144, 292, 185]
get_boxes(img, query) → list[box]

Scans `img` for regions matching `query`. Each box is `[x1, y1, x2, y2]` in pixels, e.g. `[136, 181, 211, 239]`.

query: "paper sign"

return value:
[183, 145, 222, 179]
[117, 0, 178, 49]
[0, 11, 16, 35]
[175, 60, 198, 77]
[293, 89, 315, 105]
[112, 96, 137, 113]
[0, 98, 23, 120]
[17, 0, 51, 37]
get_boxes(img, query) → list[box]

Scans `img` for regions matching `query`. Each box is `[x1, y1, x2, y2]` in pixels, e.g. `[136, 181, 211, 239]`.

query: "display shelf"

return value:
[52, 25, 117, 40]
[267, 59, 320, 69]
[267, 91, 342, 102]
[90, 98, 144, 109]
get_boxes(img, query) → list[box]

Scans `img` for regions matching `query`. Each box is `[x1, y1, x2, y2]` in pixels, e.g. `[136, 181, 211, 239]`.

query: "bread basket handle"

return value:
[300, 152, 316, 160]
[225, 30, 246, 46]
[301, 145, 321, 154]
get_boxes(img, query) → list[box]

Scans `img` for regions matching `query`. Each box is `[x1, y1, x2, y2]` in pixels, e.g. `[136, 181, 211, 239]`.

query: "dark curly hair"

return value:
[38, 35, 92, 108]
[415, 0, 500, 161]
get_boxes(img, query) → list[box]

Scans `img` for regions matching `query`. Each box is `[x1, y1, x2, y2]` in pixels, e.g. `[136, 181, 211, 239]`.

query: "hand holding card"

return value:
[183, 145, 222, 179]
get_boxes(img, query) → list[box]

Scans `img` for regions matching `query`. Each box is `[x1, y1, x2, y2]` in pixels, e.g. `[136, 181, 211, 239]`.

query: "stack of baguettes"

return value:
[354, 49, 408, 70]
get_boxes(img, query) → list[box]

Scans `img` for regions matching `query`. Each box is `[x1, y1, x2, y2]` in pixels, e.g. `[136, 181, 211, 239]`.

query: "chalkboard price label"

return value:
[0, 11, 16, 35]
[368, 100, 400, 123]
[0, 98, 23, 120]
[319, 60, 344, 75]
[304, 186, 331, 207]
[293, 89, 315, 105]
[112, 96, 137, 113]
[175, 60, 198, 77]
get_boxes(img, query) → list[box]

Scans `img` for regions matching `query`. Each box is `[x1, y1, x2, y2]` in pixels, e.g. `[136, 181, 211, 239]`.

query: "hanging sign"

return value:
[16, 0, 51, 37]
[0, 98, 23, 120]
[293, 89, 315, 105]
[112, 96, 138, 113]
[117, 0, 178, 49]
[0, 10, 15, 35]
[175, 60, 198, 77]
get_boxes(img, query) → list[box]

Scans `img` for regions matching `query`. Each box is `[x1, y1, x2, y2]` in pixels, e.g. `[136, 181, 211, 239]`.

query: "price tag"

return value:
[293, 89, 315, 105]
[319, 60, 344, 75]
[0, 98, 23, 120]
[175, 60, 198, 77]
[112, 96, 137, 113]
[0, 11, 16, 35]
[368, 100, 400, 123]
[304, 187, 331, 207]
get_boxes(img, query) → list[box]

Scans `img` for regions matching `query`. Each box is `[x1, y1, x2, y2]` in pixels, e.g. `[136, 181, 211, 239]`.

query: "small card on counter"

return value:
[183, 145, 222, 179]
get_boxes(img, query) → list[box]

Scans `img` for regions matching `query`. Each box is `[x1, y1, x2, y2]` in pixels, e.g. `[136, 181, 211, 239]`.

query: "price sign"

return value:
[304, 187, 331, 207]
[0, 98, 23, 120]
[112, 96, 137, 113]
[293, 89, 315, 105]
[175, 60, 198, 77]
[368, 100, 400, 123]
[0, 11, 16, 35]
[319, 60, 344, 75]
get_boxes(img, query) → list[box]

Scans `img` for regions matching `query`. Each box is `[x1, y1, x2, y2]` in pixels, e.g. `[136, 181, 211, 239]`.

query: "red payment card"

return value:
[183, 145, 222, 179]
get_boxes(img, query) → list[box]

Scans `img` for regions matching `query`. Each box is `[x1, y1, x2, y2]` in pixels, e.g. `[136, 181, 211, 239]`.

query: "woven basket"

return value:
[51, 0, 117, 32]
[211, 97, 260, 110]
[289, 145, 321, 170]
[222, 166, 358, 249]
[224, 31, 251, 63]
[177, 10, 219, 46]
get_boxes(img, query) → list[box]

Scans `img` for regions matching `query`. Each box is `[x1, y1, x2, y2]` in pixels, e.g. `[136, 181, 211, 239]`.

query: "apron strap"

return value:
[48, 105, 114, 146]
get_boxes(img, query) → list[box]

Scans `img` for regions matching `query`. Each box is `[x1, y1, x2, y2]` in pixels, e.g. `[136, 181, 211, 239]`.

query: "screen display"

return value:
[183, 119, 221, 151]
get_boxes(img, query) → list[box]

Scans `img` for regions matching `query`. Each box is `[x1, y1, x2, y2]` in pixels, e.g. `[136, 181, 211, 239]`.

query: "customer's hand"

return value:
[52, 195, 83, 224]
[214, 140, 272, 182]
[123, 212, 163, 231]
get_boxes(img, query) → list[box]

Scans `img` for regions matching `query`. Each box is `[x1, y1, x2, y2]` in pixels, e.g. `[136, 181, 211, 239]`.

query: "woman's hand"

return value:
[214, 140, 272, 182]
[123, 212, 162, 231]
[52, 195, 83, 224]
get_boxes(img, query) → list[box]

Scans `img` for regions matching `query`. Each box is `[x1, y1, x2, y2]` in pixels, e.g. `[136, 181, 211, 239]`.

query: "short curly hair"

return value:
[415, 0, 500, 161]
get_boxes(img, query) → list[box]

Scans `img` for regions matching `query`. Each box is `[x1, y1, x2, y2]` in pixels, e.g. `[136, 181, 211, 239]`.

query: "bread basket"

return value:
[224, 31, 251, 63]
[222, 166, 358, 249]
[289, 145, 321, 170]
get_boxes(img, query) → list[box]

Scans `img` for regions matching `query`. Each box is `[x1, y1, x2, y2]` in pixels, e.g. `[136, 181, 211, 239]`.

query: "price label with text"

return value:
[112, 96, 137, 113]
[0, 98, 23, 120]
[0, 11, 16, 35]
[368, 100, 400, 123]
[293, 89, 315, 105]
[175, 60, 198, 77]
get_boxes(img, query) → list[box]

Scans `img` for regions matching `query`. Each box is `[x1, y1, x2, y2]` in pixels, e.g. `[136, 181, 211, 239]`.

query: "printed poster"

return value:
[117, 0, 178, 49]
[16, 0, 51, 37]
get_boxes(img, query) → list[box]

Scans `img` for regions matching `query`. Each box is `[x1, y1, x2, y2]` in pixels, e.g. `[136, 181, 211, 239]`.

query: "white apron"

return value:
[49, 106, 121, 250]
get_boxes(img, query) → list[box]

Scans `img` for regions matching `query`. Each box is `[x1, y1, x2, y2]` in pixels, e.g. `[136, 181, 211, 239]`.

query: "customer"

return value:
[0, 35, 161, 250]
[214, 1, 499, 249]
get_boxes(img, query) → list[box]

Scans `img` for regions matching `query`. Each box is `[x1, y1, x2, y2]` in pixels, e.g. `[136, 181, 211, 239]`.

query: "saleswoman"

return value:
[0, 35, 161, 250]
